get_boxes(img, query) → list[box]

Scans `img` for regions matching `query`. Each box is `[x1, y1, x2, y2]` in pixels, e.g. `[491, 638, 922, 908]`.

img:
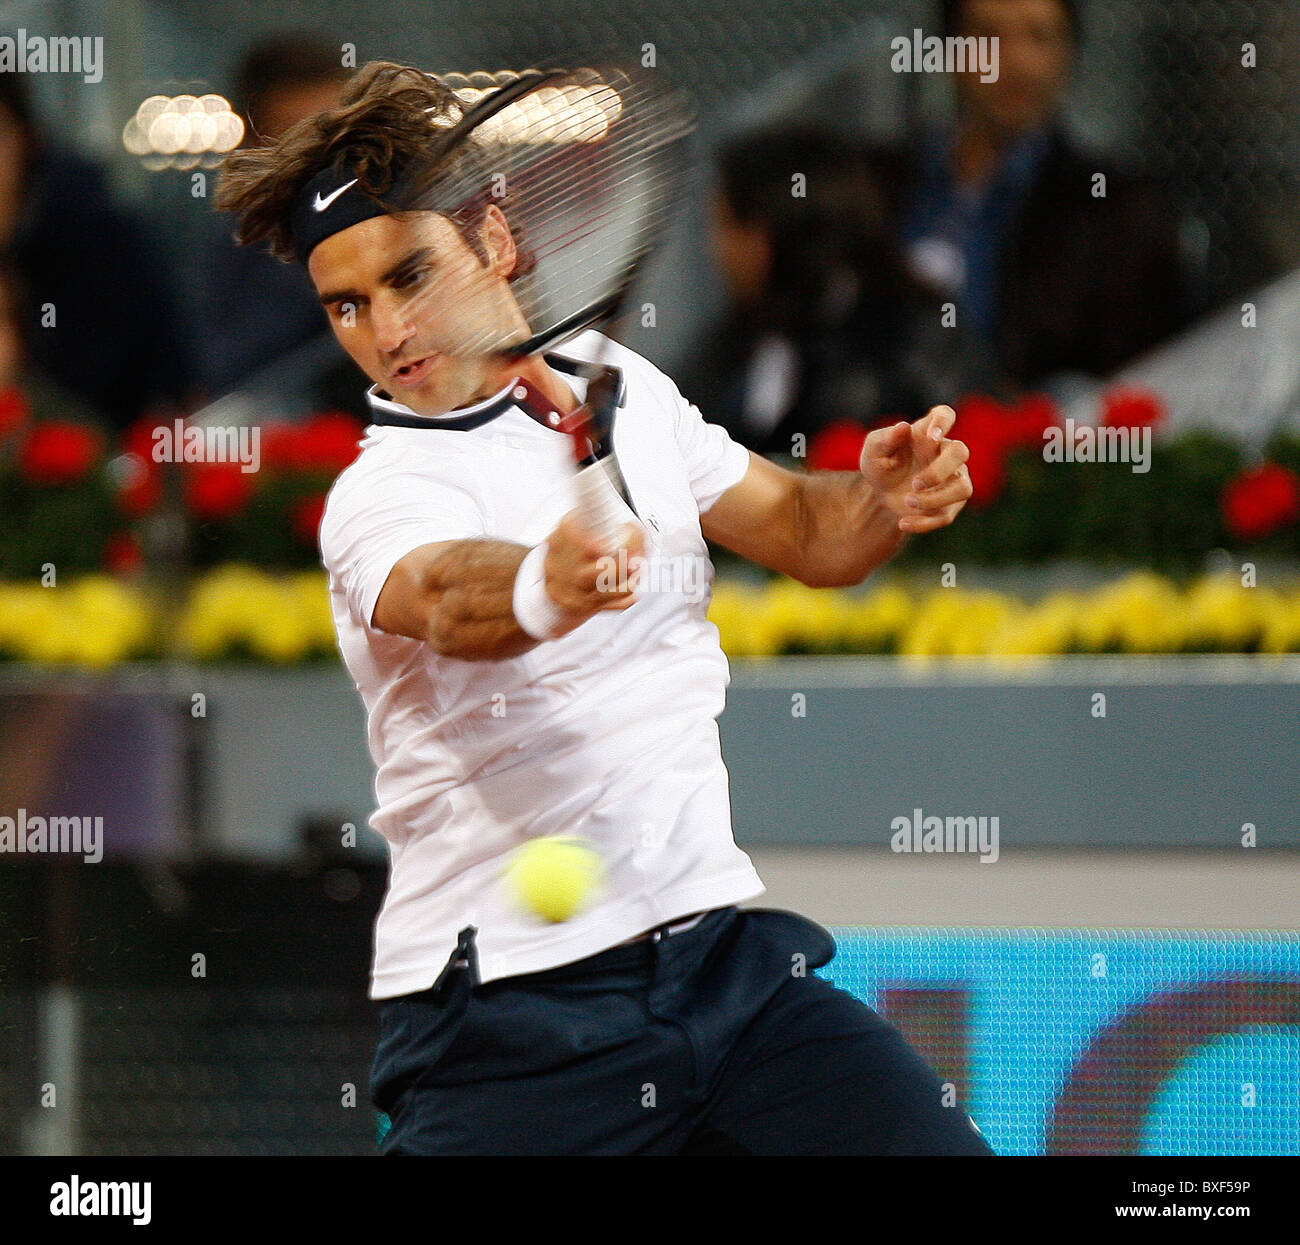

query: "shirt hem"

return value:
[368, 869, 767, 999]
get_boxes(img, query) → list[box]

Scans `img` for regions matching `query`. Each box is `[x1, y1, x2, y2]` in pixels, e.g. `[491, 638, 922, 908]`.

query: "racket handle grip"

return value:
[576, 458, 634, 550]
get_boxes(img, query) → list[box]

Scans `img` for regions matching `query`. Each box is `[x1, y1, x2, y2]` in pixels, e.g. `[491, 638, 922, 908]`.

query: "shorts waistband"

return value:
[614, 909, 710, 947]
[419, 909, 729, 997]
[446, 910, 712, 972]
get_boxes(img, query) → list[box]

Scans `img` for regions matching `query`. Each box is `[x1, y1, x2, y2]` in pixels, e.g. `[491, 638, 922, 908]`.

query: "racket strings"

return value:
[390, 68, 691, 360]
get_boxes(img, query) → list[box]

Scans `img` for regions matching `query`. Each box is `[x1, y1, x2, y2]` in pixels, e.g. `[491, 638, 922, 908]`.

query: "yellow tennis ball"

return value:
[505, 836, 603, 923]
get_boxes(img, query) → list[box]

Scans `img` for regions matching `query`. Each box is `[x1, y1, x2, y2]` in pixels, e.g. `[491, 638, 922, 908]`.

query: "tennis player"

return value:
[217, 62, 990, 1156]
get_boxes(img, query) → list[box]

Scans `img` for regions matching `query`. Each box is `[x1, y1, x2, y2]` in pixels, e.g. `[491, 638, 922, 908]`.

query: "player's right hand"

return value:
[544, 509, 646, 630]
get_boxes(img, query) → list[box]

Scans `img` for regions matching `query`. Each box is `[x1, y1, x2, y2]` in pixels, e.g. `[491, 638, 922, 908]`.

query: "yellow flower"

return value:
[24, 609, 83, 663]
[1260, 587, 1300, 653]
[707, 583, 781, 657]
[249, 607, 311, 663]
[1076, 572, 1182, 652]
[707, 583, 758, 655]
[65, 576, 152, 663]
[761, 579, 824, 652]
[1184, 576, 1276, 651]
[0, 578, 151, 664]
[845, 584, 912, 652]
[288, 571, 337, 654]
[178, 565, 323, 662]
[992, 592, 1081, 655]
[0, 585, 52, 656]
[794, 586, 854, 652]
[899, 589, 1017, 657]
[74, 625, 132, 668]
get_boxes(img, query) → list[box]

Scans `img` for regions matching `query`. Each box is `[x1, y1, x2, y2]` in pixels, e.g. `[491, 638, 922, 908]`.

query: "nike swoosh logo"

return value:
[313, 179, 358, 212]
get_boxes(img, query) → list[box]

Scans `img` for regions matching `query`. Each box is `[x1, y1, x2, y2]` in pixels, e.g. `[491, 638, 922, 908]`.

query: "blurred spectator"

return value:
[0, 255, 108, 428]
[233, 35, 350, 147]
[677, 126, 999, 456]
[874, 0, 1193, 389]
[0, 75, 194, 431]
[194, 33, 352, 399]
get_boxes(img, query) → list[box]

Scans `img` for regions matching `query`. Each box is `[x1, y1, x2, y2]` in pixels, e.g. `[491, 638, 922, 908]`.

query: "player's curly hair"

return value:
[216, 60, 522, 267]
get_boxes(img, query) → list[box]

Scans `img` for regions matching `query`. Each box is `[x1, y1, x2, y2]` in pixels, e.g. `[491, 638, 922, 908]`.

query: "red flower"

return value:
[19, 421, 101, 485]
[952, 393, 1060, 507]
[105, 532, 143, 575]
[1005, 393, 1058, 443]
[807, 395, 1061, 503]
[1101, 388, 1166, 431]
[123, 415, 168, 465]
[262, 412, 365, 474]
[295, 412, 365, 473]
[261, 422, 305, 471]
[807, 420, 870, 472]
[0, 386, 29, 437]
[952, 400, 1008, 506]
[118, 457, 163, 518]
[186, 460, 254, 521]
[291, 493, 328, 546]
[1221, 463, 1300, 543]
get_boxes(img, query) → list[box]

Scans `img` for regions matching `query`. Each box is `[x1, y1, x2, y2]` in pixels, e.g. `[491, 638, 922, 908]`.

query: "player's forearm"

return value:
[794, 471, 907, 588]
[421, 539, 542, 661]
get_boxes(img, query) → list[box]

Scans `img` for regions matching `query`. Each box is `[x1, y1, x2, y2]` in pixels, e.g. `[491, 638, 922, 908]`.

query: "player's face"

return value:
[309, 206, 528, 415]
[953, 0, 1074, 138]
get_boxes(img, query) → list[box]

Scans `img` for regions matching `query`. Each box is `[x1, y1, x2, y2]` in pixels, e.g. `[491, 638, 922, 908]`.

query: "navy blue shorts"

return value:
[370, 906, 994, 1155]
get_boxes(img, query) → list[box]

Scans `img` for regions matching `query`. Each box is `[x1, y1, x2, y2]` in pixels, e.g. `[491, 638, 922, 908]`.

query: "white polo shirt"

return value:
[319, 330, 766, 998]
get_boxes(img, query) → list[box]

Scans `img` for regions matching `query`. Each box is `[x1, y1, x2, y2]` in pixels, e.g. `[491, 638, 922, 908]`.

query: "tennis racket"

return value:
[391, 64, 694, 548]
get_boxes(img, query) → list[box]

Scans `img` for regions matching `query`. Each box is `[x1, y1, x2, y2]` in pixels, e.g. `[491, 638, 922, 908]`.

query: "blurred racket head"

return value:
[389, 63, 695, 361]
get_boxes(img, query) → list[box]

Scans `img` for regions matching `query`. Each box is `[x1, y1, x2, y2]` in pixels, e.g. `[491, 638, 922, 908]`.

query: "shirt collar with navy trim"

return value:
[364, 351, 624, 432]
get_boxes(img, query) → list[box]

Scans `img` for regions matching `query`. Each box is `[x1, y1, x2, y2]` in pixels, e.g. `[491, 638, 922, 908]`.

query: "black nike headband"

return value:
[290, 162, 415, 264]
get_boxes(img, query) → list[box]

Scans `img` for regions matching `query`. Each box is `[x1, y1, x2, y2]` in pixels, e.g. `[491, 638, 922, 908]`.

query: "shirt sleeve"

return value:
[668, 384, 752, 515]
[320, 463, 485, 632]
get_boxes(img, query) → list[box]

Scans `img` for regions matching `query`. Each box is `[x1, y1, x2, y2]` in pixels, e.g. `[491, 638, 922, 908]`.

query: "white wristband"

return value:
[512, 541, 564, 641]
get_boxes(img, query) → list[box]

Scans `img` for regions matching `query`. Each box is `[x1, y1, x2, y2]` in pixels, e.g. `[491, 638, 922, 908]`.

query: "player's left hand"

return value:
[859, 405, 973, 534]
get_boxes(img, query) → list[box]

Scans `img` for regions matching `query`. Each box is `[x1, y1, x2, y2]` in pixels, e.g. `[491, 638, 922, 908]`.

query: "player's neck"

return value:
[445, 357, 578, 417]
[509, 357, 580, 415]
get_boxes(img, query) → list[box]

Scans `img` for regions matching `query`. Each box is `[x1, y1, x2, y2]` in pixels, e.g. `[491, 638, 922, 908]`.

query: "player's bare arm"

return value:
[373, 513, 646, 659]
[701, 405, 972, 588]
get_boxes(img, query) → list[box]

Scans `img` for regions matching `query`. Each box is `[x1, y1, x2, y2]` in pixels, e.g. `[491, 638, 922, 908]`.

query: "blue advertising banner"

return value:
[823, 929, 1300, 1156]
